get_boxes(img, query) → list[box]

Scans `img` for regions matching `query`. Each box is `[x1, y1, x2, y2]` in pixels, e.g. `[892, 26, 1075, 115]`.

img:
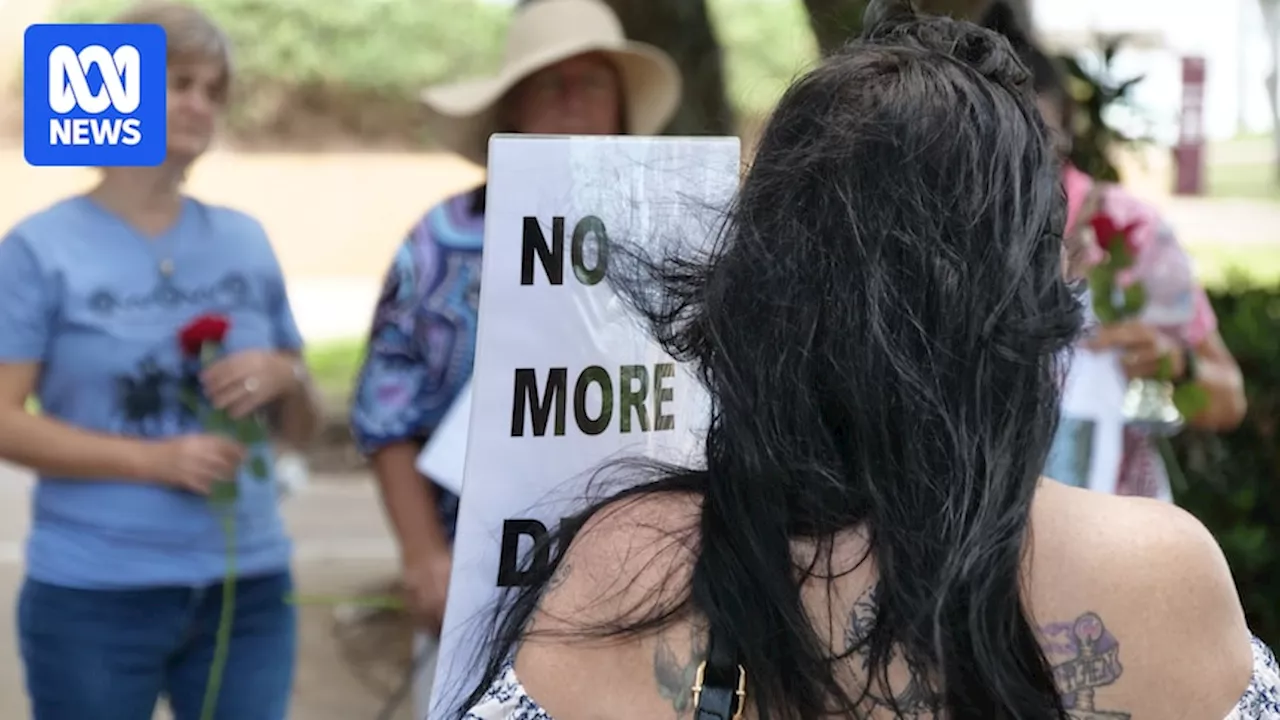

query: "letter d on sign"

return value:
[497, 519, 551, 587]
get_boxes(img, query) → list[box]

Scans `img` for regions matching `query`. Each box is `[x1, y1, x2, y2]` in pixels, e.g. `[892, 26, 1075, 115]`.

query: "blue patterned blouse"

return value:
[350, 188, 485, 540]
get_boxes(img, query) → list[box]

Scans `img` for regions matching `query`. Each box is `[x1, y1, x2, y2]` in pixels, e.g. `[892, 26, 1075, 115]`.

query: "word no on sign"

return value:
[23, 24, 167, 167]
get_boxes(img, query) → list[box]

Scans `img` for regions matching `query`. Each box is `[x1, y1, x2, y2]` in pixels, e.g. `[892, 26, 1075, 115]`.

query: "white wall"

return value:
[1034, 0, 1275, 142]
[428, 0, 1278, 143]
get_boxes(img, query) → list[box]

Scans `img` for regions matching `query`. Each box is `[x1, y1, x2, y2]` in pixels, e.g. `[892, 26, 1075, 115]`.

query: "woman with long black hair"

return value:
[456, 1, 1279, 717]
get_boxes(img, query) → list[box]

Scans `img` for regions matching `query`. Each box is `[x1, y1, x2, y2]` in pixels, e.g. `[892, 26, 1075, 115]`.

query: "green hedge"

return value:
[45, 0, 817, 146]
[53, 0, 509, 145]
[710, 0, 817, 116]
[1173, 281, 1280, 649]
[56, 0, 508, 92]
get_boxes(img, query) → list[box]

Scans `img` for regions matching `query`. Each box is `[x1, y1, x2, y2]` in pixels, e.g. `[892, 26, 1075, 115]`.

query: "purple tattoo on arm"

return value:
[1039, 612, 1132, 719]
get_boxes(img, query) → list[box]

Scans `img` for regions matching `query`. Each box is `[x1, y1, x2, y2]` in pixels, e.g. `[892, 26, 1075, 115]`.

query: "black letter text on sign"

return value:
[520, 216, 609, 286]
[574, 365, 613, 436]
[511, 364, 679, 437]
[496, 517, 575, 587]
[511, 368, 567, 437]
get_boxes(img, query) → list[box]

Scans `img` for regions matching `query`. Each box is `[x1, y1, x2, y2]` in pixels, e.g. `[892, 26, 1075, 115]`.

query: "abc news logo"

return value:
[23, 24, 165, 167]
[47, 44, 144, 147]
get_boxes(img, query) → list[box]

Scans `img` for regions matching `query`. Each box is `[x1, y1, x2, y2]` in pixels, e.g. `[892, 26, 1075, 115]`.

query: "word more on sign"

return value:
[426, 134, 740, 719]
[23, 23, 167, 167]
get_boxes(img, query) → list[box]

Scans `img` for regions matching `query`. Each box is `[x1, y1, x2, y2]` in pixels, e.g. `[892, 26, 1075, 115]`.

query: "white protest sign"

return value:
[426, 135, 740, 719]
[1045, 348, 1127, 496]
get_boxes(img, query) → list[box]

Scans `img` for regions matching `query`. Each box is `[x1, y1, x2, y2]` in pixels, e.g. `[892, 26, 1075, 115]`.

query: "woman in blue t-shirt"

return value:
[0, 4, 318, 719]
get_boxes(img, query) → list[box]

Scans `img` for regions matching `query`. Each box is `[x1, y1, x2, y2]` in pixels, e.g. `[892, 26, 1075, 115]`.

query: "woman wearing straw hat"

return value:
[348, 0, 682, 704]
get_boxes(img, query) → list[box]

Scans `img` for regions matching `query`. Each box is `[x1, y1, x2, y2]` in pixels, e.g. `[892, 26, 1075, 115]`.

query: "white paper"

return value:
[415, 380, 473, 497]
[1046, 348, 1127, 496]
[425, 135, 739, 719]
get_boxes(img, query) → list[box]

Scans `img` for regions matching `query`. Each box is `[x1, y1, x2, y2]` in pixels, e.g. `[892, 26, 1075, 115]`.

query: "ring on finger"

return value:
[244, 376, 260, 393]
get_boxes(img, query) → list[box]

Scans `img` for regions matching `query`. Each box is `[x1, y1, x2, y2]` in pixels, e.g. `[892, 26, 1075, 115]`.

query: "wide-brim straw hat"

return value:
[420, 0, 682, 166]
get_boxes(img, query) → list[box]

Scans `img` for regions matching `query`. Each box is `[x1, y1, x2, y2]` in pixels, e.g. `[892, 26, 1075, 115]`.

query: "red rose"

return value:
[1088, 213, 1141, 254]
[179, 314, 231, 356]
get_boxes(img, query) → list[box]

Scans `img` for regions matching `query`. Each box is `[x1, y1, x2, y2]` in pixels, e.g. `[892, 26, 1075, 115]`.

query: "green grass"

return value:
[305, 338, 366, 406]
[1208, 162, 1280, 202]
[1186, 243, 1280, 289]
[1205, 135, 1280, 202]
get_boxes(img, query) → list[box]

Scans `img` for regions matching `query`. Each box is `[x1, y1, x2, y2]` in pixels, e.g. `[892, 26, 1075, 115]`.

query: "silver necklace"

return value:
[88, 193, 180, 278]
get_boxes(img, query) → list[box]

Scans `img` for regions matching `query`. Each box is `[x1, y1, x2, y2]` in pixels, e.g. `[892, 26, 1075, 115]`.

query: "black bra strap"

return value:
[692, 627, 747, 720]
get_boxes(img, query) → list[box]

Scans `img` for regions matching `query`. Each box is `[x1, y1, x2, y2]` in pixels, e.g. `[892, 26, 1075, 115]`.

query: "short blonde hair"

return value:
[112, 1, 232, 95]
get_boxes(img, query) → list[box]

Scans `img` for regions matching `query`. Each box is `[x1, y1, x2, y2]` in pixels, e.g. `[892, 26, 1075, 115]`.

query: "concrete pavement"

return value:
[0, 463, 416, 720]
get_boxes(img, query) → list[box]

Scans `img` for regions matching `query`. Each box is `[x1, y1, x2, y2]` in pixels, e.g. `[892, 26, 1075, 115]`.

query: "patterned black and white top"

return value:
[464, 635, 1280, 719]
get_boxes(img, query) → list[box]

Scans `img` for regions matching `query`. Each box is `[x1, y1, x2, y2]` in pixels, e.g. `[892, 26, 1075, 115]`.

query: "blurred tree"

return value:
[528, 0, 814, 127]
[602, 0, 734, 135]
[711, 0, 819, 119]
[599, 0, 1037, 135]
[801, 0, 1030, 55]
[53, 0, 509, 148]
[800, 0, 865, 54]
[1259, 0, 1280, 183]
[1058, 36, 1147, 183]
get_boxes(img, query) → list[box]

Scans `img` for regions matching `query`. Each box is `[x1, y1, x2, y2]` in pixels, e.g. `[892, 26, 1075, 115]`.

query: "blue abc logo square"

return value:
[23, 23, 168, 167]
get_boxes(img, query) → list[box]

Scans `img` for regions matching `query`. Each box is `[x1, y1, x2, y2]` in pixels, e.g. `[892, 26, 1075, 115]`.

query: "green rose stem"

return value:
[285, 593, 404, 609]
[200, 506, 237, 720]
[196, 339, 240, 720]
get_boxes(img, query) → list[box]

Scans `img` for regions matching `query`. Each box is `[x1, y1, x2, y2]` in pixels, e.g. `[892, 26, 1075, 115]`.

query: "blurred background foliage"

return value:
[49, 0, 821, 146]
[1173, 282, 1280, 649]
[1061, 35, 1150, 183]
[54, 0, 510, 146]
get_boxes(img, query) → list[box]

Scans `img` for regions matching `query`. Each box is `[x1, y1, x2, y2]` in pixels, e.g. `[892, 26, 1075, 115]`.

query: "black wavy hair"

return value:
[457, 0, 1082, 717]
[980, 0, 1072, 125]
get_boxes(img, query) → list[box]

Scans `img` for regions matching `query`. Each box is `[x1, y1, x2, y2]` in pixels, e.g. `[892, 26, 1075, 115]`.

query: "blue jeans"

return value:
[17, 571, 296, 720]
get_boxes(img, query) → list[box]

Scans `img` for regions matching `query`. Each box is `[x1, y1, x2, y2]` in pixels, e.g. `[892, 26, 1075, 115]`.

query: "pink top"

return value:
[1063, 164, 1218, 498]
[1065, 164, 1216, 345]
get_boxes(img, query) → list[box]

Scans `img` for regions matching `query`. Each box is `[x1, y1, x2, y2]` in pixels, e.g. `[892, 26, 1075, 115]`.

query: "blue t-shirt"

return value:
[0, 195, 302, 589]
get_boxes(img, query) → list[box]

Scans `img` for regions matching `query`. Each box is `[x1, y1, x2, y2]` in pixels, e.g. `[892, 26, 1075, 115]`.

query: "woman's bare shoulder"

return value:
[513, 491, 706, 719]
[1029, 478, 1236, 579]
[538, 491, 703, 627]
[1027, 479, 1254, 718]
[1031, 478, 1224, 560]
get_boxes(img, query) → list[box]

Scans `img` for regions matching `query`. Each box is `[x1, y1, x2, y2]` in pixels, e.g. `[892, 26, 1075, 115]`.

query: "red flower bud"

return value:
[1088, 212, 1141, 255]
[179, 314, 231, 356]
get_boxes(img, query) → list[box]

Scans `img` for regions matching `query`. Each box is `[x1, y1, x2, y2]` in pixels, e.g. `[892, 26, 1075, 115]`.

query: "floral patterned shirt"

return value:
[462, 635, 1280, 718]
[349, 189, 485, 540]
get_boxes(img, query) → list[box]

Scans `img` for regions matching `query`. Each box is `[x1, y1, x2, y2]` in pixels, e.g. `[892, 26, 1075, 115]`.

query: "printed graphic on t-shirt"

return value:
[113, 353, 203, 437]
[99, 273, 268, 438]
[85, 271, 256, 317]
